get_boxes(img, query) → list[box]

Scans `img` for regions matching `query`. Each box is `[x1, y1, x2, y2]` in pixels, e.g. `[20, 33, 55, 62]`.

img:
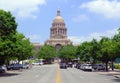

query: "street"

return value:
[0, 64, 120, 83]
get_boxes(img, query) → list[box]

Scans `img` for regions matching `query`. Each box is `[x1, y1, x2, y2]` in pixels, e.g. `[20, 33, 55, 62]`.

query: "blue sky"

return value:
[0, 0, 120, 44]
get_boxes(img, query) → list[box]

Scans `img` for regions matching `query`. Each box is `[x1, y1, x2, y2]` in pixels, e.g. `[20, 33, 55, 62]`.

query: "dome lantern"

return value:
[53, 10, 65, 23]
[57, 9, 60, 16]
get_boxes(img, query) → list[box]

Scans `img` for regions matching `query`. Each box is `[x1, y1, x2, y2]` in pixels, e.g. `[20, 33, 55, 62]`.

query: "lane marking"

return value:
[56, 67, 62, 83]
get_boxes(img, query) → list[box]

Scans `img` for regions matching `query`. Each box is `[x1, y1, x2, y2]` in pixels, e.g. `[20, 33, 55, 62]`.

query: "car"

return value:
[83, 64, 92, 71]
[7, 64, 23, 70]
[32, 62, 40, 65]
[22, 63, 30, 69]
[74, 62, 81, 69]
[80, 64, 86, 70]
[59, 62, 67, 69]
[7, 64, 14, 70]
[67, 62, 73, 68]
[32, 61, 43, 65]
[39, 61, 43, 65]
[93, 64, 105, 70]
[0, 65, 7, 73]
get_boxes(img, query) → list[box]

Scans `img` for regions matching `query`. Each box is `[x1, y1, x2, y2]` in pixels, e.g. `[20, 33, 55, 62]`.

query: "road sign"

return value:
[115, 58, 120, 63]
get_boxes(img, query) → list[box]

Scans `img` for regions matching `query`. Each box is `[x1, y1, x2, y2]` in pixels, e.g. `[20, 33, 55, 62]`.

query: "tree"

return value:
[100, 37, 111, 71]
[110, 28, 120, 70]
[0, 10, 17, 65]
[37, 45, 56, 62]
[13, 32, 34, 61]
[76, 42, 92, 62]
[89, 39, 102, 64]
[58, 45, 77, 61]
[0, 10, 17, 36]
[0, 10, 34, 65]
[112, 28, 120, 58]
[100, 29, 120, 71]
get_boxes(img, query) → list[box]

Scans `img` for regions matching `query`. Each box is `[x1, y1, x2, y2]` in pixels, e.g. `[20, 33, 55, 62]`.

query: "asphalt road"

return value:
[60, 68, 120, 83]
[0, 64, 120, 83]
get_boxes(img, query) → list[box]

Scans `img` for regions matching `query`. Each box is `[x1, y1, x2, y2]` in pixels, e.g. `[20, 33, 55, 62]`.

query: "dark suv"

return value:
[67, 62, 73, 68]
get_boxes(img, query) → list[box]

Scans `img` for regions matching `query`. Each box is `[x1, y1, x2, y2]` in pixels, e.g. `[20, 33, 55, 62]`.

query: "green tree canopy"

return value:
[0, 10, 34, 65]
[0, 9, 17, 36]
[112, 28, 120, 58]
[90, 39, 102, 63]
[58, 45, 77, 60]
[13, 32, 34, 61]
[76, 41, 91, 62]
[37, 45, 56, 59]
[0, 10, 17, 65]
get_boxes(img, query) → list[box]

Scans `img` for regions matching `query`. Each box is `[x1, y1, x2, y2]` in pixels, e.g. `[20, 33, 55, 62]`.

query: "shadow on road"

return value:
[112, 79, 120, 82]
[0, 71, 21, 77]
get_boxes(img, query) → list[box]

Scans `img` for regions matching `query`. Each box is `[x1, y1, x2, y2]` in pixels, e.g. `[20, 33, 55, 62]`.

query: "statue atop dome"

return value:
[57, 9, 60, 16]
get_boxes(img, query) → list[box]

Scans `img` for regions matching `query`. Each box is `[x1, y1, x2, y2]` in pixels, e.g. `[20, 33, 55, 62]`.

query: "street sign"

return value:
[115, 58, 120, 63]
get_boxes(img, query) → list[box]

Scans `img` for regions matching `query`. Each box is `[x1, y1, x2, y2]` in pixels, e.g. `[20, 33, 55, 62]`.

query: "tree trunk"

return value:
[111, 60, 114, 71]
[105, 61, 109, 72]
[4, 56, 10, 66]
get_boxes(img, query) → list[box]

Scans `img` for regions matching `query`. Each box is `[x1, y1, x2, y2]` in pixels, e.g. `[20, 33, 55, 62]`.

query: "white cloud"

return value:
[27, 34, 41, 43]
[72, 14, 89, 22]
[80, 0, 120, 19]
[0, 0, 46, 18]
[69, 28, 118, 44]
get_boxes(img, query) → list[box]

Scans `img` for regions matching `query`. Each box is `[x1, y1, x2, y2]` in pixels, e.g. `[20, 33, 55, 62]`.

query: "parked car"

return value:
[32, 61, 43, 65]
[80, 64, 86, 70]
[83, 64, 92, 71]
[74, 62, 81, 69]
[0, 65, 7, 73]
[93, 64, 105, 70]
[22, 63, 30, 69]
[7, 64, 23, 70]
[39, 61, 43, 65]
[67, 62, 73, 68]
[7, 64, 13, 70]
[59, 62, 67, 69]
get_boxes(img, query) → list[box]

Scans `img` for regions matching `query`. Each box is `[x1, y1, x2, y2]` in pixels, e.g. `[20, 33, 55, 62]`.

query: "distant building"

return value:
[32, 43, 43, 59]
[45, 10, 72, 50]
[32, 43, 41, 51]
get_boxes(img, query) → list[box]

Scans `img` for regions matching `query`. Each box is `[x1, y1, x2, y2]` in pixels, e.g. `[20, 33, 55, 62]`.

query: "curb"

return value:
[114, 75, 120, 78]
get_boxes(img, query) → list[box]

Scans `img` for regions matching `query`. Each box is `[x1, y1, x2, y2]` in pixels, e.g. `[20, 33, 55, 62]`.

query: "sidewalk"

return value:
[109, 69, 120, 78]
[97, 69, 120, 78]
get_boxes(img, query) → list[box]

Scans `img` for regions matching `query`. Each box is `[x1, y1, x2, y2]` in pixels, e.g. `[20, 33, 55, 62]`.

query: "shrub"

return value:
[115, 64, 120, 69]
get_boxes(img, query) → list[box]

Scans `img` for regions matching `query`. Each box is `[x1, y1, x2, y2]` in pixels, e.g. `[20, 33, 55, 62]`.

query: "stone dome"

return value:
[53, 10, 65, 23]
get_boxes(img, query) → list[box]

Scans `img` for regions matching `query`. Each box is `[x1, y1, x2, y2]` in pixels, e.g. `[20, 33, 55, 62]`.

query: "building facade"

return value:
[45, 10, 72, 50]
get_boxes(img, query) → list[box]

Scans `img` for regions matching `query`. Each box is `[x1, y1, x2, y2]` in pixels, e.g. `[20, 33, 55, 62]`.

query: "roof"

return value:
[52, 10, 65, 23]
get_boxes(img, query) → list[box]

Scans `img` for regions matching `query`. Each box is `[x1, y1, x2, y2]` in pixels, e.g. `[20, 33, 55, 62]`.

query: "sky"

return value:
[0, 0, 120, 44]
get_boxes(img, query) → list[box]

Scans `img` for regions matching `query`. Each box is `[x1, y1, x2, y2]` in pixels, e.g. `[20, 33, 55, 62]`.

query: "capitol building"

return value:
[33, 10, 72, 51]
[45, 10, 72, 50]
